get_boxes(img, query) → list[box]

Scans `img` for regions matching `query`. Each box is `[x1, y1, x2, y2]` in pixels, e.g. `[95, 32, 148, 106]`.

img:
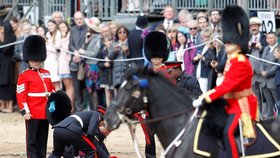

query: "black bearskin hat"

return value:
[221, 5, 249, 54]
[46, 90, 72, 126]
[23, 35, 46, 62]
[144, 31, 170, 62]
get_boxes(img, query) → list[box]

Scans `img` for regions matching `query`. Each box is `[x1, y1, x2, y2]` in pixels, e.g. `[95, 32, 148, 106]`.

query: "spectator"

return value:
[167, 24, 178, 51]
[196, 11, 207, 20]
[45, 19, 61, 90]
[52, 11, 64, 25]
[120, 0, 128, 12]
[16, 35, 55, 158]
[69, 11, 88, 112]
[108, 21, 119, 40]
[248, 17, 268, 118]
[197, 16, 209, 32]
[0, 21, 16, 113]
[174, 31, 189, 71]
[58, 21, 75, 113]
[260, 32, 279, 118]
[188, 20, 203, 46]
[208, 33, 227, 89]
[100, 23, 111, 38]
[13, 22, 32, 73]
[209, 9, 221, 32]
[31, 24, 38, 34]
[37, 26, 46, 39]
[273, 45, 280, 97]
[128, 14, 148, 67]
[97, 36, 114, 107]
[192, 28, 212, 92]
[78, 17, 104, 110]
[108, 25, 130, 89]
[162, 5, 175, 30]
[9, 16, 21, 38]
[177, 9, 193, 28]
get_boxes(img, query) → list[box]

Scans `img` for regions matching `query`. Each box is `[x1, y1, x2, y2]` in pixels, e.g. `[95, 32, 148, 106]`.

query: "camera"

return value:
[251, 42, 256, 48]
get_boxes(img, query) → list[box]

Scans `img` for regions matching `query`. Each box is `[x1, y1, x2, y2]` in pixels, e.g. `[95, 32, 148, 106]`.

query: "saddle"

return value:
[193, 110, 280, 158]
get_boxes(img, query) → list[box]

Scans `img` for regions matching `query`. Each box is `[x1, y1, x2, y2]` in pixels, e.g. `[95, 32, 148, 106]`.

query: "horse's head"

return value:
[105, 68, 150, 130]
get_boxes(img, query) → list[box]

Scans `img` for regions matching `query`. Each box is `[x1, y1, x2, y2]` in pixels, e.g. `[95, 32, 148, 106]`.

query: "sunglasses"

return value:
[189, 27, 197, 30]
[118, 31, 127, 34]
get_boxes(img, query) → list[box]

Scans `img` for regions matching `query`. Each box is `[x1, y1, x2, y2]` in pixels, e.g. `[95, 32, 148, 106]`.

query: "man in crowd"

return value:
[248, 17, 268, 119]
[69, 11, 88, 112]
[260, 32, 279, 118]
[128, 14, 149, 67]
[162, 5, 175, 30]
[209, 9, 220, 32]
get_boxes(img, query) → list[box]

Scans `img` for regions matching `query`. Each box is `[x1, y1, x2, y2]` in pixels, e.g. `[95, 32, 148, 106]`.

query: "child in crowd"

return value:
[97, 36, 114, 106]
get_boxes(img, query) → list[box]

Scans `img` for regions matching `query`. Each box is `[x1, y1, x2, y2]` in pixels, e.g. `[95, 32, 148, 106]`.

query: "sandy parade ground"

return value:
[0, 112, 163, 158]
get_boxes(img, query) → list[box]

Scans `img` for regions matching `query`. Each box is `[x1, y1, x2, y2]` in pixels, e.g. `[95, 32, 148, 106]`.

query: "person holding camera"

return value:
[248, 17, 268, 119]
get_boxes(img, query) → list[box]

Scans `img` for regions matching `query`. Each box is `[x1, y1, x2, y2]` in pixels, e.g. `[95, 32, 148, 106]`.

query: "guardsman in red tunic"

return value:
[144, 31, 169, 72]
[193, 5, 258, 158]
[16, 35, 55, 158]
[139, 31, 171, 158]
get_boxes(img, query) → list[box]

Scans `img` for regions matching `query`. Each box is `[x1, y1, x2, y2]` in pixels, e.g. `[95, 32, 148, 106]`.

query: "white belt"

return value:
[27, 92, 51, 97]
[70, 115, 83, 128]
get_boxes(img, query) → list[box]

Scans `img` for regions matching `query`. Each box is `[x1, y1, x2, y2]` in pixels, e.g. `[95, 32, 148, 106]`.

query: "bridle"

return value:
[117, 75, 195, 124]
[115, 75, 200, 158]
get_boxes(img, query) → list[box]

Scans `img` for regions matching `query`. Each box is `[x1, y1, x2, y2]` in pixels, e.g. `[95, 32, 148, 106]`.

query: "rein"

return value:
[128, 106, 195, 125]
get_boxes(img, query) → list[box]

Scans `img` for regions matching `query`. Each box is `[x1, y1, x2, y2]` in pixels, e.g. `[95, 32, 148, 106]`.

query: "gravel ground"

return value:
[0, 112, 163, 158]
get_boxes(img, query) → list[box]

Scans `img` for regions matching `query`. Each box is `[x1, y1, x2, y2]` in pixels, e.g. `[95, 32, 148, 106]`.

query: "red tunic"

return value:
[204, 52, 258, 120]
[16, 68, 55, 119]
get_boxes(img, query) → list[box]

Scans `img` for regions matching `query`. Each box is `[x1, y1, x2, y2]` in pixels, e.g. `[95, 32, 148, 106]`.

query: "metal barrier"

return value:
[1, 0, 280, 21]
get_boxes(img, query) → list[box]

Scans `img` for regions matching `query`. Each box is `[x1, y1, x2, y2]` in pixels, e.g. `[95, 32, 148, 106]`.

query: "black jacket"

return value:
[177, 72, 202, 98]
[54, 111, 109, 157]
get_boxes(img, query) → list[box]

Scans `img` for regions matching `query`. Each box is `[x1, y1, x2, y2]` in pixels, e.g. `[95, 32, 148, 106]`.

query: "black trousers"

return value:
[26, 119, 49, 158]
[49, 128, 95, 158]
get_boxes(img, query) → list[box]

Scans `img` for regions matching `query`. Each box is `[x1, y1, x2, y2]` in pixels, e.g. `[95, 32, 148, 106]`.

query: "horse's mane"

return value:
[126, 67, 194, 110]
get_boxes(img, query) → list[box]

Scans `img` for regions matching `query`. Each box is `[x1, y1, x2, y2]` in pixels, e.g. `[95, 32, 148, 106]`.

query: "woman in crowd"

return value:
[78, 17, 104, 110]
[176, 31, 188, 71]
[37, 26, 46, 39]
[0, 21, 17, 113]
[208, 33, 227, 89]
[9, 16, 21, 38]
[108, 21, 119, 40]
[45, 19, 61, 90]
[108, 25, 130, 90]
[192, 28, 212, 92]
[167, 24, 178, 51]
[58, 21, 75, 113]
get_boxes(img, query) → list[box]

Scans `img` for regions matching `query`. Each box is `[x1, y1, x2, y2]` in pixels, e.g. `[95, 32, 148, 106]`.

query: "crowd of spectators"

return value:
[0, 5, 279, 121]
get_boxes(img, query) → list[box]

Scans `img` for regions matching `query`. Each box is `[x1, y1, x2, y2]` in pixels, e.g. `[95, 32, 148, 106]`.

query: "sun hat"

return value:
[84, 17, 101, 33]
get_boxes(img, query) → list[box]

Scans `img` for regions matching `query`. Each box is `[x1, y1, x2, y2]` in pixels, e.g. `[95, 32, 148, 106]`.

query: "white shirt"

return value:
[163, 19, 174, 30]
[251, 33, 261, 43]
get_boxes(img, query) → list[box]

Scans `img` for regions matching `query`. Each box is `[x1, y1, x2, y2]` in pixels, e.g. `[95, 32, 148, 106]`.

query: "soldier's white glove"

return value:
[193, 98, 203, 108]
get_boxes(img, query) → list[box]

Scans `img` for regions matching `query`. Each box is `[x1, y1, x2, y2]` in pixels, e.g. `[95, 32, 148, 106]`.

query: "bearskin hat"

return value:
[221, 5, 249, 54]
[46, 90, 72, 126]
[23, 35, 46, 62]
[144, 31, 170, 62]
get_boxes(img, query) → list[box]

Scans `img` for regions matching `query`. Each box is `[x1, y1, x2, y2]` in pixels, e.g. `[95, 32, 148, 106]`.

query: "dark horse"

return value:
[105, 68, 280, 158]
